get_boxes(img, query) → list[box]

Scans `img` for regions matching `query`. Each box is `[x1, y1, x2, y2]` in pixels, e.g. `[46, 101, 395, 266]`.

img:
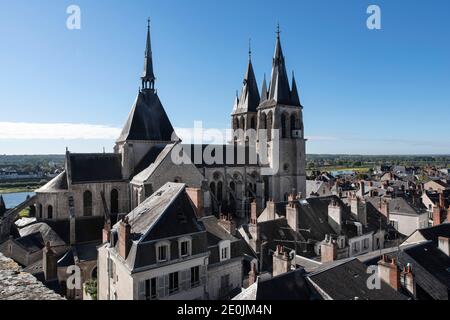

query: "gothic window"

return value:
[111, 189, 119, 214]
[267, 111, 273, 141]
[38, 204, 42, 219]
[47, 205, 53, 219]
[281, 113, 288, 138]
[250, 116, 256, 130]
[239, 117, 245, 130]
[290, 113, 296, 131]
[229, 181, 235, 192]
[233, 117, 239, 131]
[83, 190, 93, 216]
[259, 113, 267, 130]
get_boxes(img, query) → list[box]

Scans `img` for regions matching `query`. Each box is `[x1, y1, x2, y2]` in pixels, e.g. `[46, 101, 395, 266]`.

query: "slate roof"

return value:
[413, 223, 450, 245]
[68, 153, 123, 184]
[114, 183, 208, 271]
[19, 222, 65, 247]
[180, 144, 259, 168]
[132, 144, 167, 177]
[259, 33, 301, 108]
[36, 171, 68, 192]
[307, 259, 408, 300]
[117, 89, 178, 143]
[131, 143, 175, 184]
[400, 241, 450, 294]
[15, 232, 44, 253]
[232, 60, 260, 115]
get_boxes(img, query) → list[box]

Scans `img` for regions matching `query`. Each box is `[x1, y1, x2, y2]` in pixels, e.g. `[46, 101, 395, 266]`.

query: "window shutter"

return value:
[181, 269, 189, 291]
[157, 276, 165, 298]
[200, 265, 207, 285]
[138, 281, 145, 300]
[164, 274, 170, 296]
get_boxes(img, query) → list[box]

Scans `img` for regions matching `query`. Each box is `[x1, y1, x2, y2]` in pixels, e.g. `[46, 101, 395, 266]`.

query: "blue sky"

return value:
[0, 0, 450, 155]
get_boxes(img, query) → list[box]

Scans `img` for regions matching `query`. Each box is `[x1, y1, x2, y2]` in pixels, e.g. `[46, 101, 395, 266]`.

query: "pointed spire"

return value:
[142, 18, 156, 90]
[0, 195, 6, 216]
[233, 51, 260, 114]
[291, 71, 301, 106]
[260, 73, 268, 103]
[232, 90, 239, 111]
[267, 23, 292, 105]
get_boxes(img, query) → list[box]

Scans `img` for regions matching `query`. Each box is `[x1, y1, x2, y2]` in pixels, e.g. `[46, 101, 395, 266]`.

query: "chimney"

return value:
[186, 187, 204, 217]
[248, 262, 257, 286]
[218, 214, 236, 236]
[438, 191, 446, 210]
[266, 200, 276, 221]
[432, 205, 442, 226]
[351, 197, 367, 227]
[321, 235, 337, 263]
[377, 255, 400, 290]
[43, 242, 57, 281]
[380, 199, 390, 219]
[118, 217, 132, 260]
[358, 181, 365, 198]
[328, 200, 342, 234]
[401, 264, 416, 297]
[438, 236, 450, 256]
[272, 245, 293, 277]
[286, 196, 299, 232]
[250, 200, 258, 225]
[102, 221, 111, 244]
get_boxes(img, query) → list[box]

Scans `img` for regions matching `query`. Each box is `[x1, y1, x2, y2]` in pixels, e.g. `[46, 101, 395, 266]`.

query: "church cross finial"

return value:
[248, 38, 252, 61]
[147, 17, 150, 30]
[276, 23, 281, 39]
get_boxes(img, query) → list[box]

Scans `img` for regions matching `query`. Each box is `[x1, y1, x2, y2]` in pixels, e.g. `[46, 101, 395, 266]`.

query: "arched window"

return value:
[47, 205, 53, 219]
[239, 117, 245, 130]
[267, 111, 273, 141]
[83, 190, 93, 216]
[230, 181, 236, 192]
[217, 181, 223, 202]
[290, 113, 297, 131]
[111, 189, 119, 214]
[233, 117, 239, 131]
[281, 113, 288, 138]
[259, 113, 267, 129]
[38, 204, 43, 219]
[250, 116, 256, 130]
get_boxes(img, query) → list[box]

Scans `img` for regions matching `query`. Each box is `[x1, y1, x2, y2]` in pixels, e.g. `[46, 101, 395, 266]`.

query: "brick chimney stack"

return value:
[401, 264, 415, 297]
[248, 262, 257, 286]
[432, 205, 442, 226]
[377, 255, 400, 290]
[380, 199, 390, 219]
[266, 199, 276, 221]
[272, 245, 293, 277]
[118, 217, 132, 260]
[328, 200, 342, 234]
[102, 221, 111, 244]
[186, 187, 204, 217]
[438, 191, 446, 210]
[321, 235, 337, 263]
[250, 200, 258, 225]
[286, 194, 299, 232]
[43, 242, 57, 281]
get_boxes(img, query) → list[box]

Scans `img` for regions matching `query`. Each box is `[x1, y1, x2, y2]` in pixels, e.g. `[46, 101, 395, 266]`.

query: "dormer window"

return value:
[156, 241, 170, 263]
[179, 237, 192, 258]
[219, 240, 231, 262]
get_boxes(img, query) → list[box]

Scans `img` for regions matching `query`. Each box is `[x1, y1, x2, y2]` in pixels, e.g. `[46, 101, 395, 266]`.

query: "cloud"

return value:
[0, 122, 121, 140]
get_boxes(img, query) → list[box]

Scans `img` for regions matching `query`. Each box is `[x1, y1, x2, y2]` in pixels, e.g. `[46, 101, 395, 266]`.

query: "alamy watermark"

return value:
[66, 5, 81, 30]
[367, 5, 381, 30]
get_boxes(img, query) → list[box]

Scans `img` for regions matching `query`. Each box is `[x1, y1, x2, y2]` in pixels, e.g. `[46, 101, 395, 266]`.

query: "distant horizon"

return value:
[1, 1, 450, 154]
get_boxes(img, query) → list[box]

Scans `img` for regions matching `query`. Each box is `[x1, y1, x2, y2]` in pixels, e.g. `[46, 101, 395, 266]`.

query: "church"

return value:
[33, 21, 306, 228]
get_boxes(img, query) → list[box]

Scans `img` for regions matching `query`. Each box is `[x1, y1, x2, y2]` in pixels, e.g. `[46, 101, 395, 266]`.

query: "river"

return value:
[1, 192, 35, 209]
